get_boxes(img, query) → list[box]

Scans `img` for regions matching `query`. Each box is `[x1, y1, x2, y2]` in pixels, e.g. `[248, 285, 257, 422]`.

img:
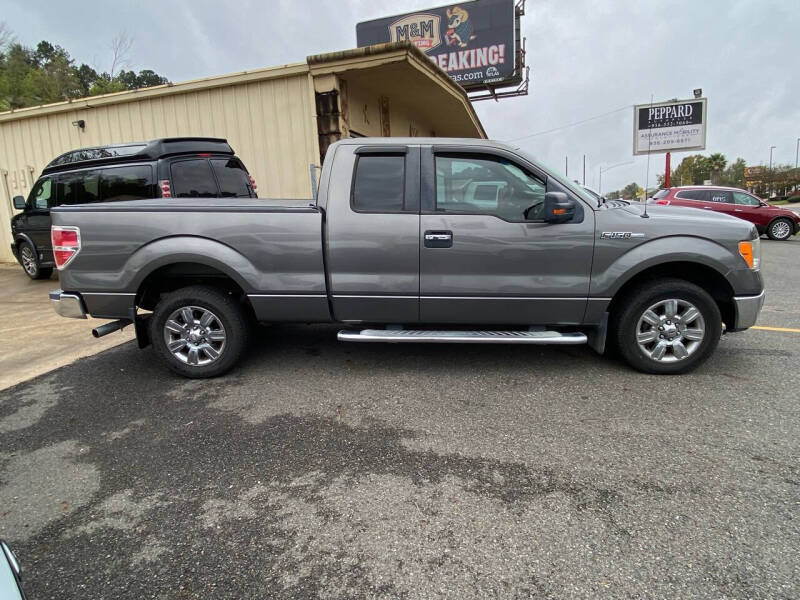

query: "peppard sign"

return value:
[633, 98, 707, 155]
[357, 0, 519, 90]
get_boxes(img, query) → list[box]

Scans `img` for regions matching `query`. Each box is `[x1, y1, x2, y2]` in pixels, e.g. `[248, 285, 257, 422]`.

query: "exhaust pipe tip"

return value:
[92, 319, 130, 338]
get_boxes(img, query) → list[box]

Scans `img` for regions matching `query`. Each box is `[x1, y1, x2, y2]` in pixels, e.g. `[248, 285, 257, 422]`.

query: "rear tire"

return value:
[767, 218, 793, 241]
[611, 278, 722, 374]
[19, 241, 52, 280]
[149, 285, 248, 378]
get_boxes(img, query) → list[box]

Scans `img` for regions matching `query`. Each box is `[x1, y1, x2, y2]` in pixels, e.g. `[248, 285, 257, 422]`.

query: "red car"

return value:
[650, 186, 800, 241]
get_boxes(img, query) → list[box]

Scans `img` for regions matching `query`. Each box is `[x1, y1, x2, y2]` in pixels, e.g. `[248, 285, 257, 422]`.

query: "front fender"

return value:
[590, 235, 738, 298]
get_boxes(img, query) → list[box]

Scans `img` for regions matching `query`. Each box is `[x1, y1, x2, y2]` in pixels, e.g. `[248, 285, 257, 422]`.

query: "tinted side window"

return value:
[211, 159, 252, 197]
[733, 191, 760, 206]
[435, 154, 546, 222]
[676, 190, 708, 201]
[100, 165, 153, 202]
[352, 155, 405, 212]
[56, 170, 100, 205]
[171, 160, 219, 198]
[29, 178, 53, 210]
[709, 190, 733, 203]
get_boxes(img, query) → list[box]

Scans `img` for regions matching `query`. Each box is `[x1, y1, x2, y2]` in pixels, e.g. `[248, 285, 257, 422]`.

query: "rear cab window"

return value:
[352, 154, 406, 212]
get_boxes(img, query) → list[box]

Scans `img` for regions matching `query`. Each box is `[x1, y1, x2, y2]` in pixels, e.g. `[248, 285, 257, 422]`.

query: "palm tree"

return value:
[708, 153, 727, 184]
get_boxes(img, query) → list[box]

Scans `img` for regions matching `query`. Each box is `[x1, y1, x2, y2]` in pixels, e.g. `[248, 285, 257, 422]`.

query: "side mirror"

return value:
[543, 191, 576, 223]
[0, 540, 25, 600]
[759, 201, 768, 207]
[12, 196, 25, 210]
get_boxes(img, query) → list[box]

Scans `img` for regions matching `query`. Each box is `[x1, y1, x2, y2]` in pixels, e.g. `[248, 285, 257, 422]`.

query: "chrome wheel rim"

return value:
[163, 306, 226, 366]
[772, 220, 791, 239]
[20, 246, 37, 275]
[636, 298, 705, 363]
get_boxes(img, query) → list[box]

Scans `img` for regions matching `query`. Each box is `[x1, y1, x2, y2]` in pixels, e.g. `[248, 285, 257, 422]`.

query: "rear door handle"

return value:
[424, 230, 453, 248]
[734, 209, 744, 212]
[702, 206, 713, 209]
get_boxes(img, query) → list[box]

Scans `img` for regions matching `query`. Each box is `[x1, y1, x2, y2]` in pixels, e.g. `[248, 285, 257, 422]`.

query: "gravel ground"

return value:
[0, 239, 798, 599]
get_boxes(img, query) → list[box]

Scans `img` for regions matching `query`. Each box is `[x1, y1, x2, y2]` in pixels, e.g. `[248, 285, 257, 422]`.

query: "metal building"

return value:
[0, 43, 486, 263]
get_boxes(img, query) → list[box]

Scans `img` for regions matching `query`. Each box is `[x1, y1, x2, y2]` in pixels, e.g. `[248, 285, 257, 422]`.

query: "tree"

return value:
[707, 152, 726, 184]
[0, 25, 168, 110]
[621, 182, 639, 200]
[720, 158, 746, 189]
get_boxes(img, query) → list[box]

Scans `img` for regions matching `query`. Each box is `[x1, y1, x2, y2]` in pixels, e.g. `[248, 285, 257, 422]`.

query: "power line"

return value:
[504, 105, 631, 142]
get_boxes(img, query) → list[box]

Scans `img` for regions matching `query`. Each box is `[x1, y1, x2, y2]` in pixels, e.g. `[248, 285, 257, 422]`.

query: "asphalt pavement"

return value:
[0, 239, 798, 599]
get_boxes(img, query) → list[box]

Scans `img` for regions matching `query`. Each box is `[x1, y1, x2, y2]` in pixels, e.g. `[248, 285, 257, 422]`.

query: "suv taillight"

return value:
[655, 200, 670, 205]
[51, 226, 81, 269]
[159, 179, 171, 198]
[248, 175, 257, 191]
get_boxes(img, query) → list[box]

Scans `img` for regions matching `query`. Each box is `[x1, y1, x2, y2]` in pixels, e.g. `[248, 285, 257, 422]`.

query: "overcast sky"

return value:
[3, 0, 797, 192]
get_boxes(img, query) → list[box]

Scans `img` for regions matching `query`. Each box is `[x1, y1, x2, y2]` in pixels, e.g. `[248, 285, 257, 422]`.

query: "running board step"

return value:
[337, 329, 588, 345]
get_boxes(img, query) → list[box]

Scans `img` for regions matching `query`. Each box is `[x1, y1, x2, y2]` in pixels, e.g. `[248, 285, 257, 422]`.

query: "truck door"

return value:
[418, 147, 594, 325]
[325, 145, 420, 323]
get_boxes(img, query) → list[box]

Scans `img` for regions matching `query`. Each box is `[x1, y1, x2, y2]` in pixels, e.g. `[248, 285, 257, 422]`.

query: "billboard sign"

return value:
[633, 98, 707, 155]
[356, 0, 518, 90]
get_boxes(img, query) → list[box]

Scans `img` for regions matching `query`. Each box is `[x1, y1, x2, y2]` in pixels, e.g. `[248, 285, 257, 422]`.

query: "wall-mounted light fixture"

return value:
[71, 119, 85, 130]
[693, 88, 702, 98]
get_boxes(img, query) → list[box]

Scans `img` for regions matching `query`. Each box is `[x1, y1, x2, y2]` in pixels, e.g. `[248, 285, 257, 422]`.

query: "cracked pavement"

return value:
[0, 239, 798, 599]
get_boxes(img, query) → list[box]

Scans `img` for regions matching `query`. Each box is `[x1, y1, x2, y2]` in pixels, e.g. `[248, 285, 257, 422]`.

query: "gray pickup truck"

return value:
[49, 138, 765, 377]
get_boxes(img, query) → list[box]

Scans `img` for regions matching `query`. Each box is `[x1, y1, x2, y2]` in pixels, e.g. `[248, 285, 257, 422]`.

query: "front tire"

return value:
[612, 278, 722, 374]
[767, 218, 793, 241]
[149, 285, 248, 378]
[19, 242, 52, 280]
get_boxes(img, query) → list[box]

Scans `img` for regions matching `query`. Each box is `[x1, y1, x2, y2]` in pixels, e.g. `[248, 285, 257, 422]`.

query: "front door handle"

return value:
[734, 209, 744, 212]
[702, 206, 713, 209]
[424, 230, 453, 248]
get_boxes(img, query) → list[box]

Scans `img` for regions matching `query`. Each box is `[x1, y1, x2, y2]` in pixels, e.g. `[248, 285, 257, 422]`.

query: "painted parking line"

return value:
[751, 325, 800, 333]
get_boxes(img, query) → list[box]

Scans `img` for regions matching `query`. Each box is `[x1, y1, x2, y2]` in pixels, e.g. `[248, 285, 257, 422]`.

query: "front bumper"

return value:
[49, 290, 87, 319]
[732, 289, 765, 330]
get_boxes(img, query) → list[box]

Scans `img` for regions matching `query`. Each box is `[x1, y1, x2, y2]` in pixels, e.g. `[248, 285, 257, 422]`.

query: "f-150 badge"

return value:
[600, 232, 645, 239]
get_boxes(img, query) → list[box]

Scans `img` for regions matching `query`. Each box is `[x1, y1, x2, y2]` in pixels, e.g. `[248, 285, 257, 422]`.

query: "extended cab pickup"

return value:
[49, 138, 765, 376]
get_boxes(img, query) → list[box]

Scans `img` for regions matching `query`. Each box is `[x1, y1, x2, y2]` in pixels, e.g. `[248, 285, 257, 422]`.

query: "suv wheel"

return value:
[149, 285, 248, 378]
[612, 278, 722, 374]
[19, 242, 53, 280]
[767, 218, 793, 241]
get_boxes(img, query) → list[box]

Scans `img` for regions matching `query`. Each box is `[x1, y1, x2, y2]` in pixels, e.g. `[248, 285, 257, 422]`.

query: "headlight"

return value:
[738, 235, 760, 270]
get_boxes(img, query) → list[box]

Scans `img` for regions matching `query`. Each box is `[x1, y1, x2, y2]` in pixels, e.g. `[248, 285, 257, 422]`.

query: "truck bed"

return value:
[51, 198, 330, 322]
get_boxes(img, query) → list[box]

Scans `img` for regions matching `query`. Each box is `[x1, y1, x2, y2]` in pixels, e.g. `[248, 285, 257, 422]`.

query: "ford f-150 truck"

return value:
[49, 138, 765, 377]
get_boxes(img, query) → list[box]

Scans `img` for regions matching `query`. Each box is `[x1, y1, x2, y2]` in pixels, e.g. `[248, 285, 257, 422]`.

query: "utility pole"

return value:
[582, 155, 586, 186]
[795, 137, 799, 169]
[665, 152, 671, 187]
[565, 156, 568, 177]
[769, 146, 776, 198]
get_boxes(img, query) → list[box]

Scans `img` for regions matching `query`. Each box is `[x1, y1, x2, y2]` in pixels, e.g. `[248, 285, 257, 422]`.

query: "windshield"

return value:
[513, 148, 599, 207]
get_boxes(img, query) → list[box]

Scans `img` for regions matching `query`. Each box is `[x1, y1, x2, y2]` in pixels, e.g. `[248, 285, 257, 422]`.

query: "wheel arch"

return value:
[607, 260, 735, 329]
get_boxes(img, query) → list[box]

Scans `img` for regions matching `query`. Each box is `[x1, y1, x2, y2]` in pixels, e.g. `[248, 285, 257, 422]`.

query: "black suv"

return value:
[10, 137, 257, 279]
